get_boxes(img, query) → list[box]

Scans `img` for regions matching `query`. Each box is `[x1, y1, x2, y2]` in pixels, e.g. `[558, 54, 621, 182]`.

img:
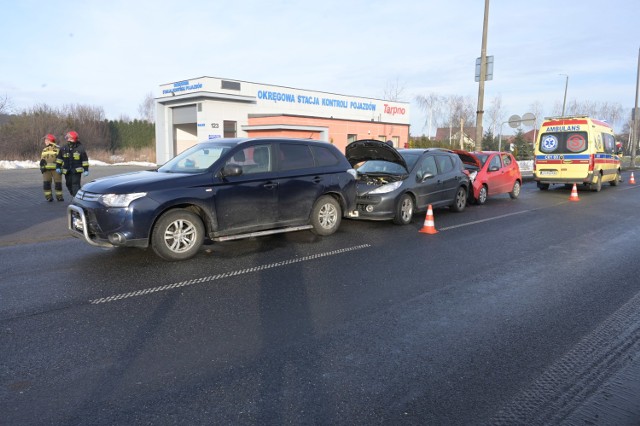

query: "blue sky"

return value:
[1, 0, 639, 135]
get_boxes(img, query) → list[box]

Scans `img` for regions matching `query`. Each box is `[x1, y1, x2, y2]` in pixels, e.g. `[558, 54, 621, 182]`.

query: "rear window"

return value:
[279, 144, 315, 171]
[539, 132, 588, 154]
[436, 155, 455, 174]
[311, 145, 340, 167]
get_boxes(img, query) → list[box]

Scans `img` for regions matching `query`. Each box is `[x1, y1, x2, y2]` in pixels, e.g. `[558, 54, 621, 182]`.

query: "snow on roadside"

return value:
[0, 160, 156, 170]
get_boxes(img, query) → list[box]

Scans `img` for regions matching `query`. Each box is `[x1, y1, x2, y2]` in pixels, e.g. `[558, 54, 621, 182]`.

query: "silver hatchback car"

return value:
[346, 139, 470, 225]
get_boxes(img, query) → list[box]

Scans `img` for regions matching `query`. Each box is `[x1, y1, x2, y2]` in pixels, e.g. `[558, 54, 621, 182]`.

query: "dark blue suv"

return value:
[67, 138, 356, 261]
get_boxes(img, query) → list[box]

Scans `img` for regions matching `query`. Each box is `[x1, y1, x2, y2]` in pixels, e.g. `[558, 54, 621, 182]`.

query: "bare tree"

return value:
[138, 92, 156, 123]
[0, 101, 155, 161]
[60, 104, 109, 151]
[486, 95, 505, 137]
[443, 95, 475, 127]
[0, 93, 11, 114]
[440, 95, 475, 144]
[580, 100, 599, 117]
[551, 100, 625, 129]
[0, 104, 62, 158]
[529, 101, 545, 122]
[415, 93, 442, 138]
[600, 102, 624, 128]
[382, 77, 406, 102]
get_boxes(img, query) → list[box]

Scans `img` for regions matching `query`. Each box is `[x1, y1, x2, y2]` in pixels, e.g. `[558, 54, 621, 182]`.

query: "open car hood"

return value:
[452, 149, 481, 169]
[346, 139, 408, 170]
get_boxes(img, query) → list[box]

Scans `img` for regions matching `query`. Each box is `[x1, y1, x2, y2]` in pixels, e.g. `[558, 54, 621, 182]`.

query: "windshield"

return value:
[398, 152, 421, 171]
[357, 160, 407, 175]
[158, 143, 233, 173]
[539, 132, 589, 154]
[474, 153, 490, 166]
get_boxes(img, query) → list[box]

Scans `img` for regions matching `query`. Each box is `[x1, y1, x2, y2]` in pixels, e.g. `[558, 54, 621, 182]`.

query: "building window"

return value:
[347, 134, 358, 144]
[221, 80, 241, 91]
[223, 121, 237, 138]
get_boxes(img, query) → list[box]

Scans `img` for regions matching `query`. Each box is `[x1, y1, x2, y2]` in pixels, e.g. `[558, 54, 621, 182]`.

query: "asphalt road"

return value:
[1, 166, 640, 425]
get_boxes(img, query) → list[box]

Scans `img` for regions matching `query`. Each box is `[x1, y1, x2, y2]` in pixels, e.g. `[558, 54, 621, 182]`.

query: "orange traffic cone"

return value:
[419, 204, 438, 234]
[630, 172, 636, 184]
[569, 183, 580, 201]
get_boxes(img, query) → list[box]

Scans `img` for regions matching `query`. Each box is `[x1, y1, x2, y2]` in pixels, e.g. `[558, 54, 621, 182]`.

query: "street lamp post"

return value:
[559, 74, 569, 117]
[475, 0, 490, 151]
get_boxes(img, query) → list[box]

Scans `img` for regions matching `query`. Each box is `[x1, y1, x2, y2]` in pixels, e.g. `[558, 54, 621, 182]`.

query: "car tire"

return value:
[450, 187, 467, 212]
[610, 171, 620, 186]
[393, 194, 414, 225]
[509, 181, 521, 199]
[310, 195, 341, 236]
[477, 185, 488, 205]
[151, 209, 205, 261]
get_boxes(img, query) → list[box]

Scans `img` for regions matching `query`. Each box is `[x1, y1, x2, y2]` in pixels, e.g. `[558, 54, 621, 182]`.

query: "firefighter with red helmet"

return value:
[56, 130, 89, 197]
[40, 134, 64, 202]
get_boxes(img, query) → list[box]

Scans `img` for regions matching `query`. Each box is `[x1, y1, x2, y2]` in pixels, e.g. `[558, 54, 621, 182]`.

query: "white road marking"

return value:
[439, 209, 533, 231]
[90, 244, 371, 304]
[438, 200, 574, 231]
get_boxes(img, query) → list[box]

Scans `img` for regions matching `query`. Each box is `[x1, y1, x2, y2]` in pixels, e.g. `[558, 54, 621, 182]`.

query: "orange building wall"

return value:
[247, 115, 409, 153]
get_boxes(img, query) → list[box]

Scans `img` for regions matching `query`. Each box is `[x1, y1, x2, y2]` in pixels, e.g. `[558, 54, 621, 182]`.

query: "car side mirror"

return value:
[221, 164, 243, 177]
[421, 172, 434, 182]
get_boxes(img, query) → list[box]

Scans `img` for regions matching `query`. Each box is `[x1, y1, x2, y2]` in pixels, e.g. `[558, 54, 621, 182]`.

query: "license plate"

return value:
[539, 170, 557, 176]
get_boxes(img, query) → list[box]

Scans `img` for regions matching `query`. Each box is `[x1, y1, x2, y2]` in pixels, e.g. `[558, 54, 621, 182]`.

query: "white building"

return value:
[155, 76, 410, 164]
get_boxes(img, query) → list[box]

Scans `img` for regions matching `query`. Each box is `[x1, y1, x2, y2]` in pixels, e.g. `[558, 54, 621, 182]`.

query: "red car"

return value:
[454, 151, 522, 205]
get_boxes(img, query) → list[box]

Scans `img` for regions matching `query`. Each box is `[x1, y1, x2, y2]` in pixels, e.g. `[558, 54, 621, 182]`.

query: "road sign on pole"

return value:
[475, 56, 494, 82]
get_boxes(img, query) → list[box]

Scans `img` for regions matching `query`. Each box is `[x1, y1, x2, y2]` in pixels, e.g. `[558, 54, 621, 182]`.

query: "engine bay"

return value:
[356, 173, 403, 185]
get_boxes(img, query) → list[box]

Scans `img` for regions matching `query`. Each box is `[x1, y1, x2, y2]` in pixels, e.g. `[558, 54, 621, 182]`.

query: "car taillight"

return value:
[589, 154, 595, 171]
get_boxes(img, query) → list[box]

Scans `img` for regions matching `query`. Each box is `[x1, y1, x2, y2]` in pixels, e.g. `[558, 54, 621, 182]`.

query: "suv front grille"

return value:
[74, 190, 101, 202]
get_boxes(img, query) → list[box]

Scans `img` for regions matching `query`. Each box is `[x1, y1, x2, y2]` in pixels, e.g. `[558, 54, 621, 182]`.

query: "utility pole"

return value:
[632, 47, 639, 167]
[475, 0, 490, 151]
[560, 74, 569, 117]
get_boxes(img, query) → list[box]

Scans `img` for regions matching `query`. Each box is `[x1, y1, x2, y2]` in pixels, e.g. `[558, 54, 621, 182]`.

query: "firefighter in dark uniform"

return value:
[40, 134, 64, 202]
[56, 130, 89, 197]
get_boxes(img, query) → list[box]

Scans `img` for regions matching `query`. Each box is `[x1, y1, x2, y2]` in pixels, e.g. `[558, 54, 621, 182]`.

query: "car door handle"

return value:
[263, 182, 278, 189]
[312, 176, 323, 183]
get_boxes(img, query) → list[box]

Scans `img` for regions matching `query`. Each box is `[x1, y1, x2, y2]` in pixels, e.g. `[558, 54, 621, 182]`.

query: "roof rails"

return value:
[542, 115, 590, 120]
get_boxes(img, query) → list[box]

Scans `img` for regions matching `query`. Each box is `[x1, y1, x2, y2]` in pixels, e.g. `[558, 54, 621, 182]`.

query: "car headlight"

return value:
[468, 171, 477, 182]
[369, 181, 402, 194]
[100, 192, 147, 207]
